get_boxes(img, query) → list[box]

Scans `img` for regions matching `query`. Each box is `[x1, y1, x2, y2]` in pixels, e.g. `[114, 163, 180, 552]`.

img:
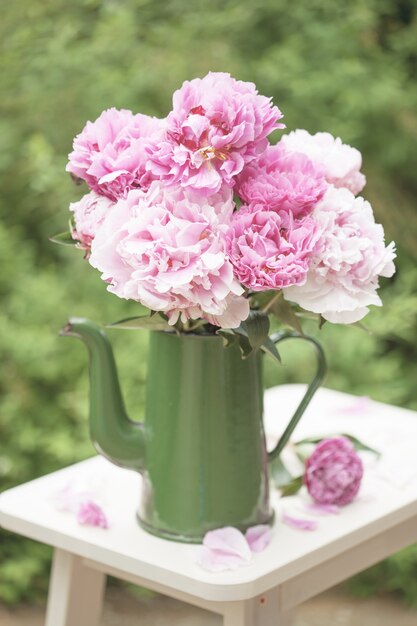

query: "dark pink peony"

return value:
[226, 206, 321, 291]
[146, 72, 284, 195]
[236, 145, 328, 218]
[304, 437, 363, 506]
[67, 108, 165, 200]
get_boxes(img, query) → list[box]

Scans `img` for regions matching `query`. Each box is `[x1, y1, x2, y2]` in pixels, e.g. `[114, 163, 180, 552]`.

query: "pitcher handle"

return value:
[267, 330, 327, 463]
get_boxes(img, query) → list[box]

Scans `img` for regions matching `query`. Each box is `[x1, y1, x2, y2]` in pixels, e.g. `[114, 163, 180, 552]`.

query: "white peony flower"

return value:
[70, 191, 115, 249]
[283, 187, 396, 323]
[280, 129, 366, 195]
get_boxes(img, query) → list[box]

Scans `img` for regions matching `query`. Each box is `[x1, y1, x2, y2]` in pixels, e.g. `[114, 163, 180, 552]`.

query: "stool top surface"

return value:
[1, 386, 417, 601]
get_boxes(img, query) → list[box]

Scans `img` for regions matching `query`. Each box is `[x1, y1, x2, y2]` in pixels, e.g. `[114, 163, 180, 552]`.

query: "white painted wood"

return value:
[0, 387, 416, 602]
[83, 557, 236, 614]
[45, 549, 105, 626]
[222, 589, 292, 626]
[84, 557, 293, 626]
[280, 514, 417, 611]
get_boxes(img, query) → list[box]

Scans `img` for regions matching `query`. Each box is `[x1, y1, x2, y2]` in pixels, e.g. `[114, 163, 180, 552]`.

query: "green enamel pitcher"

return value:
[61, 319, 326, 543]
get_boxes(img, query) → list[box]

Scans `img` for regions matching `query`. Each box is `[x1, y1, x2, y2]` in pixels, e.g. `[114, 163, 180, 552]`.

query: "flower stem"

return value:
[261, 291, 282, 314]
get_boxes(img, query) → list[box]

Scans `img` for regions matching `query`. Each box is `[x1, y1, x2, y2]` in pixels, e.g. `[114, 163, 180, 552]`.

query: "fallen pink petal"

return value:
[283, 512, 318, 531]
[245, 525, 272, 553]
[52, 483, 95, 513]
[336, 397, 371, 415]
[197, 545, 251, 572]
[77, 500, 109, 529]
[303, 502, 340, 516]
[197, 527, 252, 571]
[203, 526, 252, 559]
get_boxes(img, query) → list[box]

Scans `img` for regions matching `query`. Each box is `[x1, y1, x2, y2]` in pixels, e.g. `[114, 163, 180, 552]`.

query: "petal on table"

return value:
[245, 525, 272, 552]
[52, 483, 95, 513]
[197, 545, 251, 572]
[203, 526, 252, 560]
[282, 512, 318, 531]
[197, 527, 253, 571]
[303, 502, 340, 516]
[77, 500, 109, 529]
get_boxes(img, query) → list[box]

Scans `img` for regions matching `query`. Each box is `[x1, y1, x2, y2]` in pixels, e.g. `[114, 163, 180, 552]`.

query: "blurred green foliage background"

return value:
[1, 0, 416, 607]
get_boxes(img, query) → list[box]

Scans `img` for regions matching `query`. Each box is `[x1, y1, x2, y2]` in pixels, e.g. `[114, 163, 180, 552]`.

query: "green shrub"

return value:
[0, 0, 416, 606]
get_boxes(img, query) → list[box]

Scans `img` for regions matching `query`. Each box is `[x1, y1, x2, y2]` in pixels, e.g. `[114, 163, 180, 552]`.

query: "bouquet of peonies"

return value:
[58, 72, 396, 350]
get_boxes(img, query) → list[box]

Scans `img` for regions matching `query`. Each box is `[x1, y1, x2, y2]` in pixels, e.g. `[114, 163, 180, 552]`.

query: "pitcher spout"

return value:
[60, 318, 146, 472]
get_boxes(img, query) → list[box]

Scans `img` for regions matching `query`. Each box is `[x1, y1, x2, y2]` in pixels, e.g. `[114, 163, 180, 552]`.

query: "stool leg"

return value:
[222, 589, 293, 626]
[45, 549, 106, 626]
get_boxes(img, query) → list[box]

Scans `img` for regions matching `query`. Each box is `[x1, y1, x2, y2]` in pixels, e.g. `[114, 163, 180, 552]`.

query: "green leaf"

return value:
[187, 319, 209, 332]
[217, 326, 257, 359]
[236, 333, 253, 359]
[352, 321, 372, 334]
[294, 435, 335, 446]
[106, 315, 172, 331]
[295, 434, 381, 458]
[295, 312, 321, 321]
[341, 433, 381, 458]
[294, 442, 316, 463]
[279, 476, 303, 497]
[217, 328, 239, 349]
[240, 310, 270, 350]
[270, 295, 304, 334]
[49, 231, 77, 247]
[319, 315, 327, 330]
[218, 312, 273, 360]
[250, 290, 276, 310]
[233, 194, 242, 209]
[271, 457, 304, 498]
[260, 337, 281, 362]
[270, 456, 293, 487]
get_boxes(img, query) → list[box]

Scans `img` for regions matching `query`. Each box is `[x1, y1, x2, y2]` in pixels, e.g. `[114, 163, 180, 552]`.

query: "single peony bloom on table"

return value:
[280, 129, 366, 195]
[89, 183, 249, 328]
[146, 72, 284, 195]
[304, 437, 364, 506]
[66, 108, 165, 201]
[283, 186, 396, 323]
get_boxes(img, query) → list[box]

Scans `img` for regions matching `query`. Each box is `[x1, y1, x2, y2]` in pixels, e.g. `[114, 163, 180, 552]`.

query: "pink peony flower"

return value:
[304, 437, 364, 506]
[146, 72, 284, 195]
[283, 187, 396, 323]
[77, 500, 109, 529]
[236, 145, 328, 218]
[280, 129, 366, 195]
[226, 206, 321, 291]
[67, 108, 165, 200]
[89, 184, 249, 328]
[70, 191, 116, 249]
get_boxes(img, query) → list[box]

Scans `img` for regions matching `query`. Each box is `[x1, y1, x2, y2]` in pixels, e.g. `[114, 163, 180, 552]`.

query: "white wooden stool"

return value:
[1, 386, 416, 626]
